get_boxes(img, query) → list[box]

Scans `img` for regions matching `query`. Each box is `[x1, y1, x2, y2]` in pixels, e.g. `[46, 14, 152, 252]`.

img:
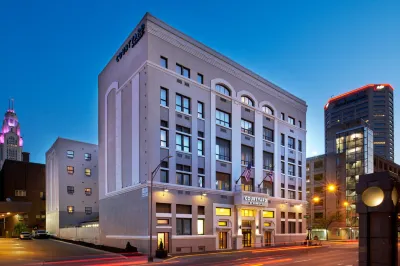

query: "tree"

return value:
[313, 213, 343, 240]
[14, 222, 28, 236]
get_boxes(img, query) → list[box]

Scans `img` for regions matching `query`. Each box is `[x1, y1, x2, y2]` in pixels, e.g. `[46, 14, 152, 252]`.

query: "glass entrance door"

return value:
[157, 232, 169, 252]
[219, 231, 227, 249]
[242, 229, 252, 247]
[264, 231, 272, 246]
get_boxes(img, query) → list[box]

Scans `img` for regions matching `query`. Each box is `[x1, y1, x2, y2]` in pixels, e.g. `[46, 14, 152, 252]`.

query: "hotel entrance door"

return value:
[219, 232, 227, 249]
[264, 231, 272, 246]
[157, 232, 169, 252]
[242, 229, 252, 247]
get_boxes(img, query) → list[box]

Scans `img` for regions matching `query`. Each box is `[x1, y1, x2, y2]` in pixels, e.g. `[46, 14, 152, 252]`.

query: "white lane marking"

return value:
[293, 259, 312, 263]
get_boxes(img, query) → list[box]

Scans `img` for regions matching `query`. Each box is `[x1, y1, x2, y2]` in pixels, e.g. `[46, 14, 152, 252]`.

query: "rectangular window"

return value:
[241, 119, 254, 135]
[160, 87, 168, 107]
[281, 212, 286, 218]
[288, 164, 295, 176]
[288, 137, 295, 149]
[264, 222, 272, 227]
[85, 188, 92, 196]
[85, 207, 92, 215]
[288, 212, 296, 219]
[84, 153, 91, 161]
[67, 166, 74, 174]
[176, 133, 191, 153]
[263, 152, 274, 170]
[216, 138, 230, 161]
[67, 206, 74, 214]
[216, 207, 231, 216]
[176, 204, 192, 214]
[198, 206, 205, 215]
[218, 221, 228, 226]
[281, 133, 285, 146]
[263, 127, 274, 142]
[156, 203, 171, 213]
[197, 219, 204, 235]
[216, 172, 231, 191]
[288, 190, 295, 199]
[288, 221, 296, 233]
[160, 129, 168, 148]
[281, 113, 285, 120]
[176, 218, 192, 235]
[160, 169, 168, 183]
[298, 140, 302, 152]
[241, 209, 255, 217]
[157, 219, 169, 225]
[198, 131, 204, 138]
[241, 145, 254, 165]
[299, 222, 302, 233]
[299, 213, 302, 219]
[176, 94, 190, 114]
[263, 211, 275, 218]
[314, 213, 323, 219]
[176, 125, 191, 134]
[288, 116, 295, 125]
[197, 73, 204, 84]
[15, 190, 26, 197]
[197, 139, 204, 156]
[176, 172, 191, 186]
[176, 63, 190, 78]
[198, 175, 205, 188]
[281, 161, 285, 174]
[299, 121, 302, 128]
[281, 189, 285, 198]
[85, 168, 91, 177]
[281, 221, 286, 234]
[67, 186, 74, 194]
[216, 109, 231, 127]
[197, 101, 204, 119]
[160, 56, 168, 68]
[67, 150, 74, 159]
[298, 166, 302, 177]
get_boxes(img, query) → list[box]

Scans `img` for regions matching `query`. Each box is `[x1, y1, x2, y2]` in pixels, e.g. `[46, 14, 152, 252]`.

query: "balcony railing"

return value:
[241, 128, 254, 135]
[216, 154, 230, 161]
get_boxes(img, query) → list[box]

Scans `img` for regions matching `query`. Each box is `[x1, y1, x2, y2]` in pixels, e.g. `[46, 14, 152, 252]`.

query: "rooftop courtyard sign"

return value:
[115, 24, 145, 63]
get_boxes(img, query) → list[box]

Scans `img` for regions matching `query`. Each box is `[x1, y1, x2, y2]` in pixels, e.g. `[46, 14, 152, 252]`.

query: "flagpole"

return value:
[235, 169, 246, 184]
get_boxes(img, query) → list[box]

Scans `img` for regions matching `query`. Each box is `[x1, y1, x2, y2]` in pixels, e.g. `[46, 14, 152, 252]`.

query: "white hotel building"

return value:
[98, 13, 307, 254]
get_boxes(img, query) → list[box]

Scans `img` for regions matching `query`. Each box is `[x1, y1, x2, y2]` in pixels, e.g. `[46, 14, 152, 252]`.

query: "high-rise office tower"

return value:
[324, 84, 394, 160]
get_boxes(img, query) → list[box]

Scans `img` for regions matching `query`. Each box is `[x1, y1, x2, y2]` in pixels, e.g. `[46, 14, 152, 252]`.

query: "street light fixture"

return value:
[327, 184, 337, 193]
[148, 155, 173, 263]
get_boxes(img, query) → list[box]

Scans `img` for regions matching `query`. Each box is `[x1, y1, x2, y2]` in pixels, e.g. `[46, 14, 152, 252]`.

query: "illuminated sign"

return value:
[243, 196, 267, 205]
[376, 85, 385, 90]
[116, 24, 145, 63]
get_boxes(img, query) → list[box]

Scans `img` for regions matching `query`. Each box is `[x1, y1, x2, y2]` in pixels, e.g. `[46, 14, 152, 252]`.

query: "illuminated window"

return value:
[264, 222, 272, 227]
[84, 153, 91, 161]
[216, 207, 231, 216]
[218, 221, 228, 226]
[67, 206, 74, 213]
[15, 190, 26, 197]
[85, 168, 91, 176]
[241, 96, 254, 107]
[197, 219, 204, 235]
[263, 211, 274, 218]
[157, 219, 169, 225]
[67, 166, 74, 174]
[241, 209, 255, 217]
[374, 141, 386, 145]
[85, 188, 92, 196]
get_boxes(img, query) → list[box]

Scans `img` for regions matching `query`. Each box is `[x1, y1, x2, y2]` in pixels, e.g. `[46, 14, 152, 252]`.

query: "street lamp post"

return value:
[148, 155, 172, 263]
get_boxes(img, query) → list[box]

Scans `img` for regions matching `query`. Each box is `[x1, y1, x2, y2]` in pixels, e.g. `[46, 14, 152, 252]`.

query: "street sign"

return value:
[304, 215, 310, 219]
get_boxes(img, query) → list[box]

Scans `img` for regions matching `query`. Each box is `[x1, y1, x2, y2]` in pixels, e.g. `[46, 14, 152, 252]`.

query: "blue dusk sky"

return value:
[0, 0, 399, 164]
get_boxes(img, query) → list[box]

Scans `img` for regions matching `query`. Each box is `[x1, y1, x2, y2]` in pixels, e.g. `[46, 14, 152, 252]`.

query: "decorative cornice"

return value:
[146, 20, 307, 113]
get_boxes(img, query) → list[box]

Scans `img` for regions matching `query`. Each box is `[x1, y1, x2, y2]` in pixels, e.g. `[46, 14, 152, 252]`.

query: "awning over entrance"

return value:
[0, 201, 31, 217]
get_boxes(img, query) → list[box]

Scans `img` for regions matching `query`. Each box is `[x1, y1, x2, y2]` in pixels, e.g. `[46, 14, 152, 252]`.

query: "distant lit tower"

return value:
[0, 99, 23, 169]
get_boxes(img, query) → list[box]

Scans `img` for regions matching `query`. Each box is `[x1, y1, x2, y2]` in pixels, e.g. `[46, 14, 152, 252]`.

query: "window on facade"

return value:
[198, 175, 205, 188]
[263, 152, 274, 170]
[216, 138, 230, 161]
[160, 56, 168, 68]
[241, 96, 254, 107]
[15, 190, 26, 197]
[198, 206, 205, 215]
[216, 207, 231, 216]
[176, 172, 191, 186]
[288, 116, 295, 125]
[314, 173, 324, 181]
[67, 150, 74, 159]
[176, 63, 190, 78]
[197, 73, 204, 84]
[281, 189, 285, 198]
[288, 221, 296, 233]
[241, 145, 254, 165]
[160, 87, 168, 107]
[241, 119, 254, 135]
[176, 134, 190, 153]
[281, 133, 285, 146]
[281, 113, 285, 120]
[176, 218, 192, 235]
[176, 94, 190, 114]
[288, 190, 295, 199]
[85, 188, 92, 196]
[281, 161, 285, 174]
[281, 212, 286, 218]
[281, 221, 286, 233]
[241, 209, 255, 217]
[215, 84, 231, 96]
[288, 137, 295, 149]
[298, 166, 302, 177]
[156, 203, 171, 213]
[218, 221, 228, 226]
[314, 160, 323, 169]
[160, 129, 168, 148]
[299, 222, 303, 233]
[216, 172, 231, 191]
[67, 166, 74, 174]
[197, 101, 204, 119]
[85, 207, 92, 215]
[160, 169, 168, 183]
[197, 219, 204, 235]
[67, 186, 74, 194]
[176, 204, 192, 214]
[299, 121, 302, 128]
[288, 164, 295, 176]
[197, 139, 204, 156]
[85, 168, 91, 176]
[157, 219, 169, 225]
[298, 140, 302, 152]
[262, 105, 274, 115]
[314, 213, 323, 219]
[263, 127, 273, 142]
[216, 109, 231, 127]
[288, 212, 296, 219]
[67, 206, 74, 214]
[263, 211, 274, 218]
[84, 153, 91, 161]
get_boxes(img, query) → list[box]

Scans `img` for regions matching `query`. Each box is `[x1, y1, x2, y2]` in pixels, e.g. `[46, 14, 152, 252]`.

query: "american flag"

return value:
[266, 170, 274, 184]
[243, 162, 252, 182]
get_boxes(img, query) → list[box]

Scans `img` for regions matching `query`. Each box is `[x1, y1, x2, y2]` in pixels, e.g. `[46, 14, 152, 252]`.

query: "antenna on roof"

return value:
[9, 98, 14, 111]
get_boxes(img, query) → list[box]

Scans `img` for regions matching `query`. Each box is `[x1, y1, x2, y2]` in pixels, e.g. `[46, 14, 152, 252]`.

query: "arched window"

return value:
[7, 136, 16, 145]
[241, 96, 254, 107]
[215, 84, 231, 96]
[262, 105, 274, 115]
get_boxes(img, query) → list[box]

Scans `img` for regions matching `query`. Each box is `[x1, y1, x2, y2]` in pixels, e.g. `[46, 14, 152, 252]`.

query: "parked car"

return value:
[32, 230, 49, 239]
[19, 232, 32, 240]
